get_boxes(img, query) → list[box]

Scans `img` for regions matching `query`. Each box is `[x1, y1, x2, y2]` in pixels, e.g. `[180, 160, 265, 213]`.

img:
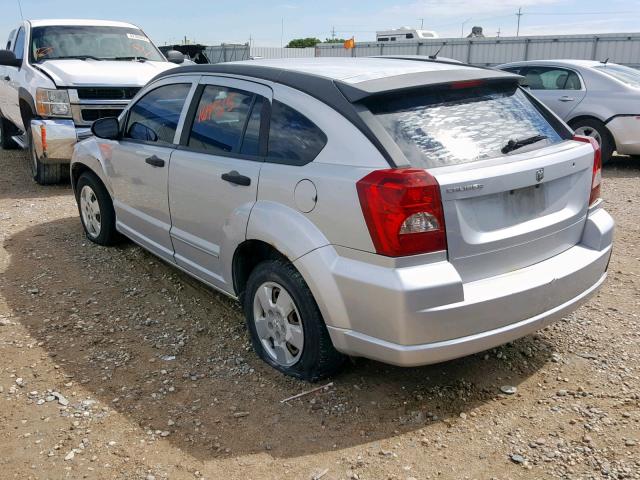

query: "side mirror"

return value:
[166, 50, 185, 64]
[0, 50, 21, 67]
[91, 117, 120, 140]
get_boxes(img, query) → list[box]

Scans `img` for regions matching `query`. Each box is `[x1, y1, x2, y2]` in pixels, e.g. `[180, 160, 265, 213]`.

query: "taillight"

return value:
[573, 135, 602, 206]
[356, 168, 446, 257]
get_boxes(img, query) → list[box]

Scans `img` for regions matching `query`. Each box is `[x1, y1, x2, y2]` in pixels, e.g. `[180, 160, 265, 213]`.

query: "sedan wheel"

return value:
[574, 125, 602, 146]
[80, 185, 102, 239]
[252, 281, 304, 367]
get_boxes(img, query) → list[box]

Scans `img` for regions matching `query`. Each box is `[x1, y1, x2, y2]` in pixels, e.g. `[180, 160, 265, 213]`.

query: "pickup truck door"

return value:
[0, 29, 15, 117]
[168, 77, 271, 292]
[2, 27, 25, 128]
[106, 76, 199, 263]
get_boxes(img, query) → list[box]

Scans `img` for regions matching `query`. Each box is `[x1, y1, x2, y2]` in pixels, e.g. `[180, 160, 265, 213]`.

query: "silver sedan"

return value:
[497, 59, 640, 163]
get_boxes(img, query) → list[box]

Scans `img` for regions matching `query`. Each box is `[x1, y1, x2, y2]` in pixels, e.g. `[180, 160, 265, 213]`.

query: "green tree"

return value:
[286, 37, 322, 48]
[324, 38, 347, 44]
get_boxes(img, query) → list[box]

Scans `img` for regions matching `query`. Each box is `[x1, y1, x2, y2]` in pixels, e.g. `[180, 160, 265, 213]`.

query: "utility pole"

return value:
[516, 7, 523, 37]
[331, 25, 336, 40]
[497, 27, 501, 38]
[461, 18, 471, 38]
[418, 18, 424, 30]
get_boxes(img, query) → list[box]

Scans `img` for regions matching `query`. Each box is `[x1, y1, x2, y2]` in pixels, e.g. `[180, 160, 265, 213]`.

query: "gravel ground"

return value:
[0, 148, 638, 480]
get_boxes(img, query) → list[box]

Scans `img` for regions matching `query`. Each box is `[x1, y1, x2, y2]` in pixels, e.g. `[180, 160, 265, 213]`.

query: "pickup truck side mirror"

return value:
[91, 117, 120, 140]
[166, 50, 185, 64]
[0, 50, 21, 67]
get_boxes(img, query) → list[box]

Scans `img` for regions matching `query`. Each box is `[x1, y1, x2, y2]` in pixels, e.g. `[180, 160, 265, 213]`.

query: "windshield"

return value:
[593, 64, 640, 88]
[366, 83, 563, 168]
[30, 25, 165, 62]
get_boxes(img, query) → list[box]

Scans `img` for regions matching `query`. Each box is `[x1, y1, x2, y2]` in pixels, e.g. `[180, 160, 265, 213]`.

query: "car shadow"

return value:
[0, 149, 72, 200]
[605, 154, 640, 179]
[1, 214, 556, 460]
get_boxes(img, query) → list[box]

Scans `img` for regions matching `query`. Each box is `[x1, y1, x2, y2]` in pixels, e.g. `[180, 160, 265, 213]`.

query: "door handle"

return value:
[559, 96, 575, 102]
[145, 155, 165, 167]
[221, 170, 251, 186]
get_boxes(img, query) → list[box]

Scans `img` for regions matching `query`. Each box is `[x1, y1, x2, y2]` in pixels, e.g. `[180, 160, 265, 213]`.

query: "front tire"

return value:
[76, 171, 118, 246]
[571, 118, 614, 165]
[244, 259, 346, 381]
[27, 127, 63, 185]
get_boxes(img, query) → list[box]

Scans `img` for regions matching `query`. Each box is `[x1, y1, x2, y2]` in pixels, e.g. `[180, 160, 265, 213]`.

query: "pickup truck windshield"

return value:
[30, 26, 165, 63]
[366, 83, 562, 168]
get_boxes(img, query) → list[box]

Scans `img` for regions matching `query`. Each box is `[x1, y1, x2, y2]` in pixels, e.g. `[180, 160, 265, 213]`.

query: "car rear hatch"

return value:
[363, 80, 595, 282]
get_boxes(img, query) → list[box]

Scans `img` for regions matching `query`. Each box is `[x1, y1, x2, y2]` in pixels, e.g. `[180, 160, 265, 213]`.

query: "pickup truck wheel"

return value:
[27, 128, 63, 185]
[76, 172, 117, 246]
[571, 118, 614, 165]
[0, 117, 18, 149]
[244, 259, 346, 381]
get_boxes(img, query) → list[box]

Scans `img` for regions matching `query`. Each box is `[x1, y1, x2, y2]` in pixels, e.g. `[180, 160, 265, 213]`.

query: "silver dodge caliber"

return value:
[71, 58, 614, 381]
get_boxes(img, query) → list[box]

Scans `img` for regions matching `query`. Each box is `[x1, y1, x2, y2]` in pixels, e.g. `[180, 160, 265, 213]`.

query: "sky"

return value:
[1, 0, 640, 47]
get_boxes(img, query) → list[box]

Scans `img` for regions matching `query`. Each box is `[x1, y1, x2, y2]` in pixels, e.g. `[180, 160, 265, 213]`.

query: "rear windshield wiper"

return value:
[501, 135, 548, 154]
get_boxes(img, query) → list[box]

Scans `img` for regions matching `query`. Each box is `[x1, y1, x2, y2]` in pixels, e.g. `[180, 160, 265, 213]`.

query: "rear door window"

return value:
[366, 83, 563, 168]
[188, 85, 254, 154]
[521, 67, 581, 90]
[267, 100, 327, 165]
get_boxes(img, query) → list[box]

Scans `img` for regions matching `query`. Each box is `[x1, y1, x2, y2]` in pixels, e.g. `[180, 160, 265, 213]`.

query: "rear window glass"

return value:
[366, 83, 563, 168]
[268, 100, 327, 165]
[594, 64, 640, 88]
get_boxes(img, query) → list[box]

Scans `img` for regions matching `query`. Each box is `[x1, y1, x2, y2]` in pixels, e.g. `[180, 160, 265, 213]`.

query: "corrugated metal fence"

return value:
[204, 44, 250, 63]
[200, 33, 640, 66]
[315, 33, 640, 67]
[250, 46, 316, 59]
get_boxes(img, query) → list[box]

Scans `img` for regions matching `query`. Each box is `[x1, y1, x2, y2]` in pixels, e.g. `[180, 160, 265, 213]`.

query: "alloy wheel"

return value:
[574, 126, 602, 146]
[80, 185, 102, 238]
[252, 281, 304, 367]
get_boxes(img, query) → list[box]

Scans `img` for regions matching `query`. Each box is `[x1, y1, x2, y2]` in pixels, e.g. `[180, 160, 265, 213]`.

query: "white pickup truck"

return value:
[0, 19, 183, 184]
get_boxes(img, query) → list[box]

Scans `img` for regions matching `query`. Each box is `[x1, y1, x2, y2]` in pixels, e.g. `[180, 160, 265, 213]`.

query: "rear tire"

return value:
[244, 259, 346, 381]
[0, 116, 18, 149]
[76, 171, 118, 246]
[27, 127, 63, 185]
[571, 118, 614, 165]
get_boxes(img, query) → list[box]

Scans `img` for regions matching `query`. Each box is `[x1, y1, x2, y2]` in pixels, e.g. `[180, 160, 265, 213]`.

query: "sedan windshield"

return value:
[593, 64, 640, 88]
[30, 25, 165, 63]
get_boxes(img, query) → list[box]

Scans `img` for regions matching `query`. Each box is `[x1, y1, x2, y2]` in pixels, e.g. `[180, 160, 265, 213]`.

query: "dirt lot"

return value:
[0, 148, 638, 480]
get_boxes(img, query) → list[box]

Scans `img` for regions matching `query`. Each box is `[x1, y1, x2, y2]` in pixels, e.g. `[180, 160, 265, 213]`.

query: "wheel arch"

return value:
[232, 202, 331, 300]
[567, 115, 616, 152]
[18, 88, 36, 132]
[232, 240, 289, 302]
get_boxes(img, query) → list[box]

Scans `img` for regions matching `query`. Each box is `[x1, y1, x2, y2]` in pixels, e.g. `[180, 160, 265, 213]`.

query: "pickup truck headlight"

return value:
[36, 88, 72, 118]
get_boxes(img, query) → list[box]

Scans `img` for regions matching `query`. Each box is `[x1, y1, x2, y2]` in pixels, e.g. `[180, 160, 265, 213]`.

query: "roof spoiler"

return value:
[335, 69, 524, 103]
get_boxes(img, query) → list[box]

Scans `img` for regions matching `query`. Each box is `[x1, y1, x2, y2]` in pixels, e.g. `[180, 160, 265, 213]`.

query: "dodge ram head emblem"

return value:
[536, 168, 544, 182]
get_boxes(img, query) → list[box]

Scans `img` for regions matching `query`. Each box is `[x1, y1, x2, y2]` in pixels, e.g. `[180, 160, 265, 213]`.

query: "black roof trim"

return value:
[151, 63, 400, 166]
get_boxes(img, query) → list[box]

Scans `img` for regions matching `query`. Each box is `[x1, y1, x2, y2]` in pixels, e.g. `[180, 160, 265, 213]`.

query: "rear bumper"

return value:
[296, 207, 614, 367]
[606, 115, 640, 155]
[30, 119, 91, 164]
